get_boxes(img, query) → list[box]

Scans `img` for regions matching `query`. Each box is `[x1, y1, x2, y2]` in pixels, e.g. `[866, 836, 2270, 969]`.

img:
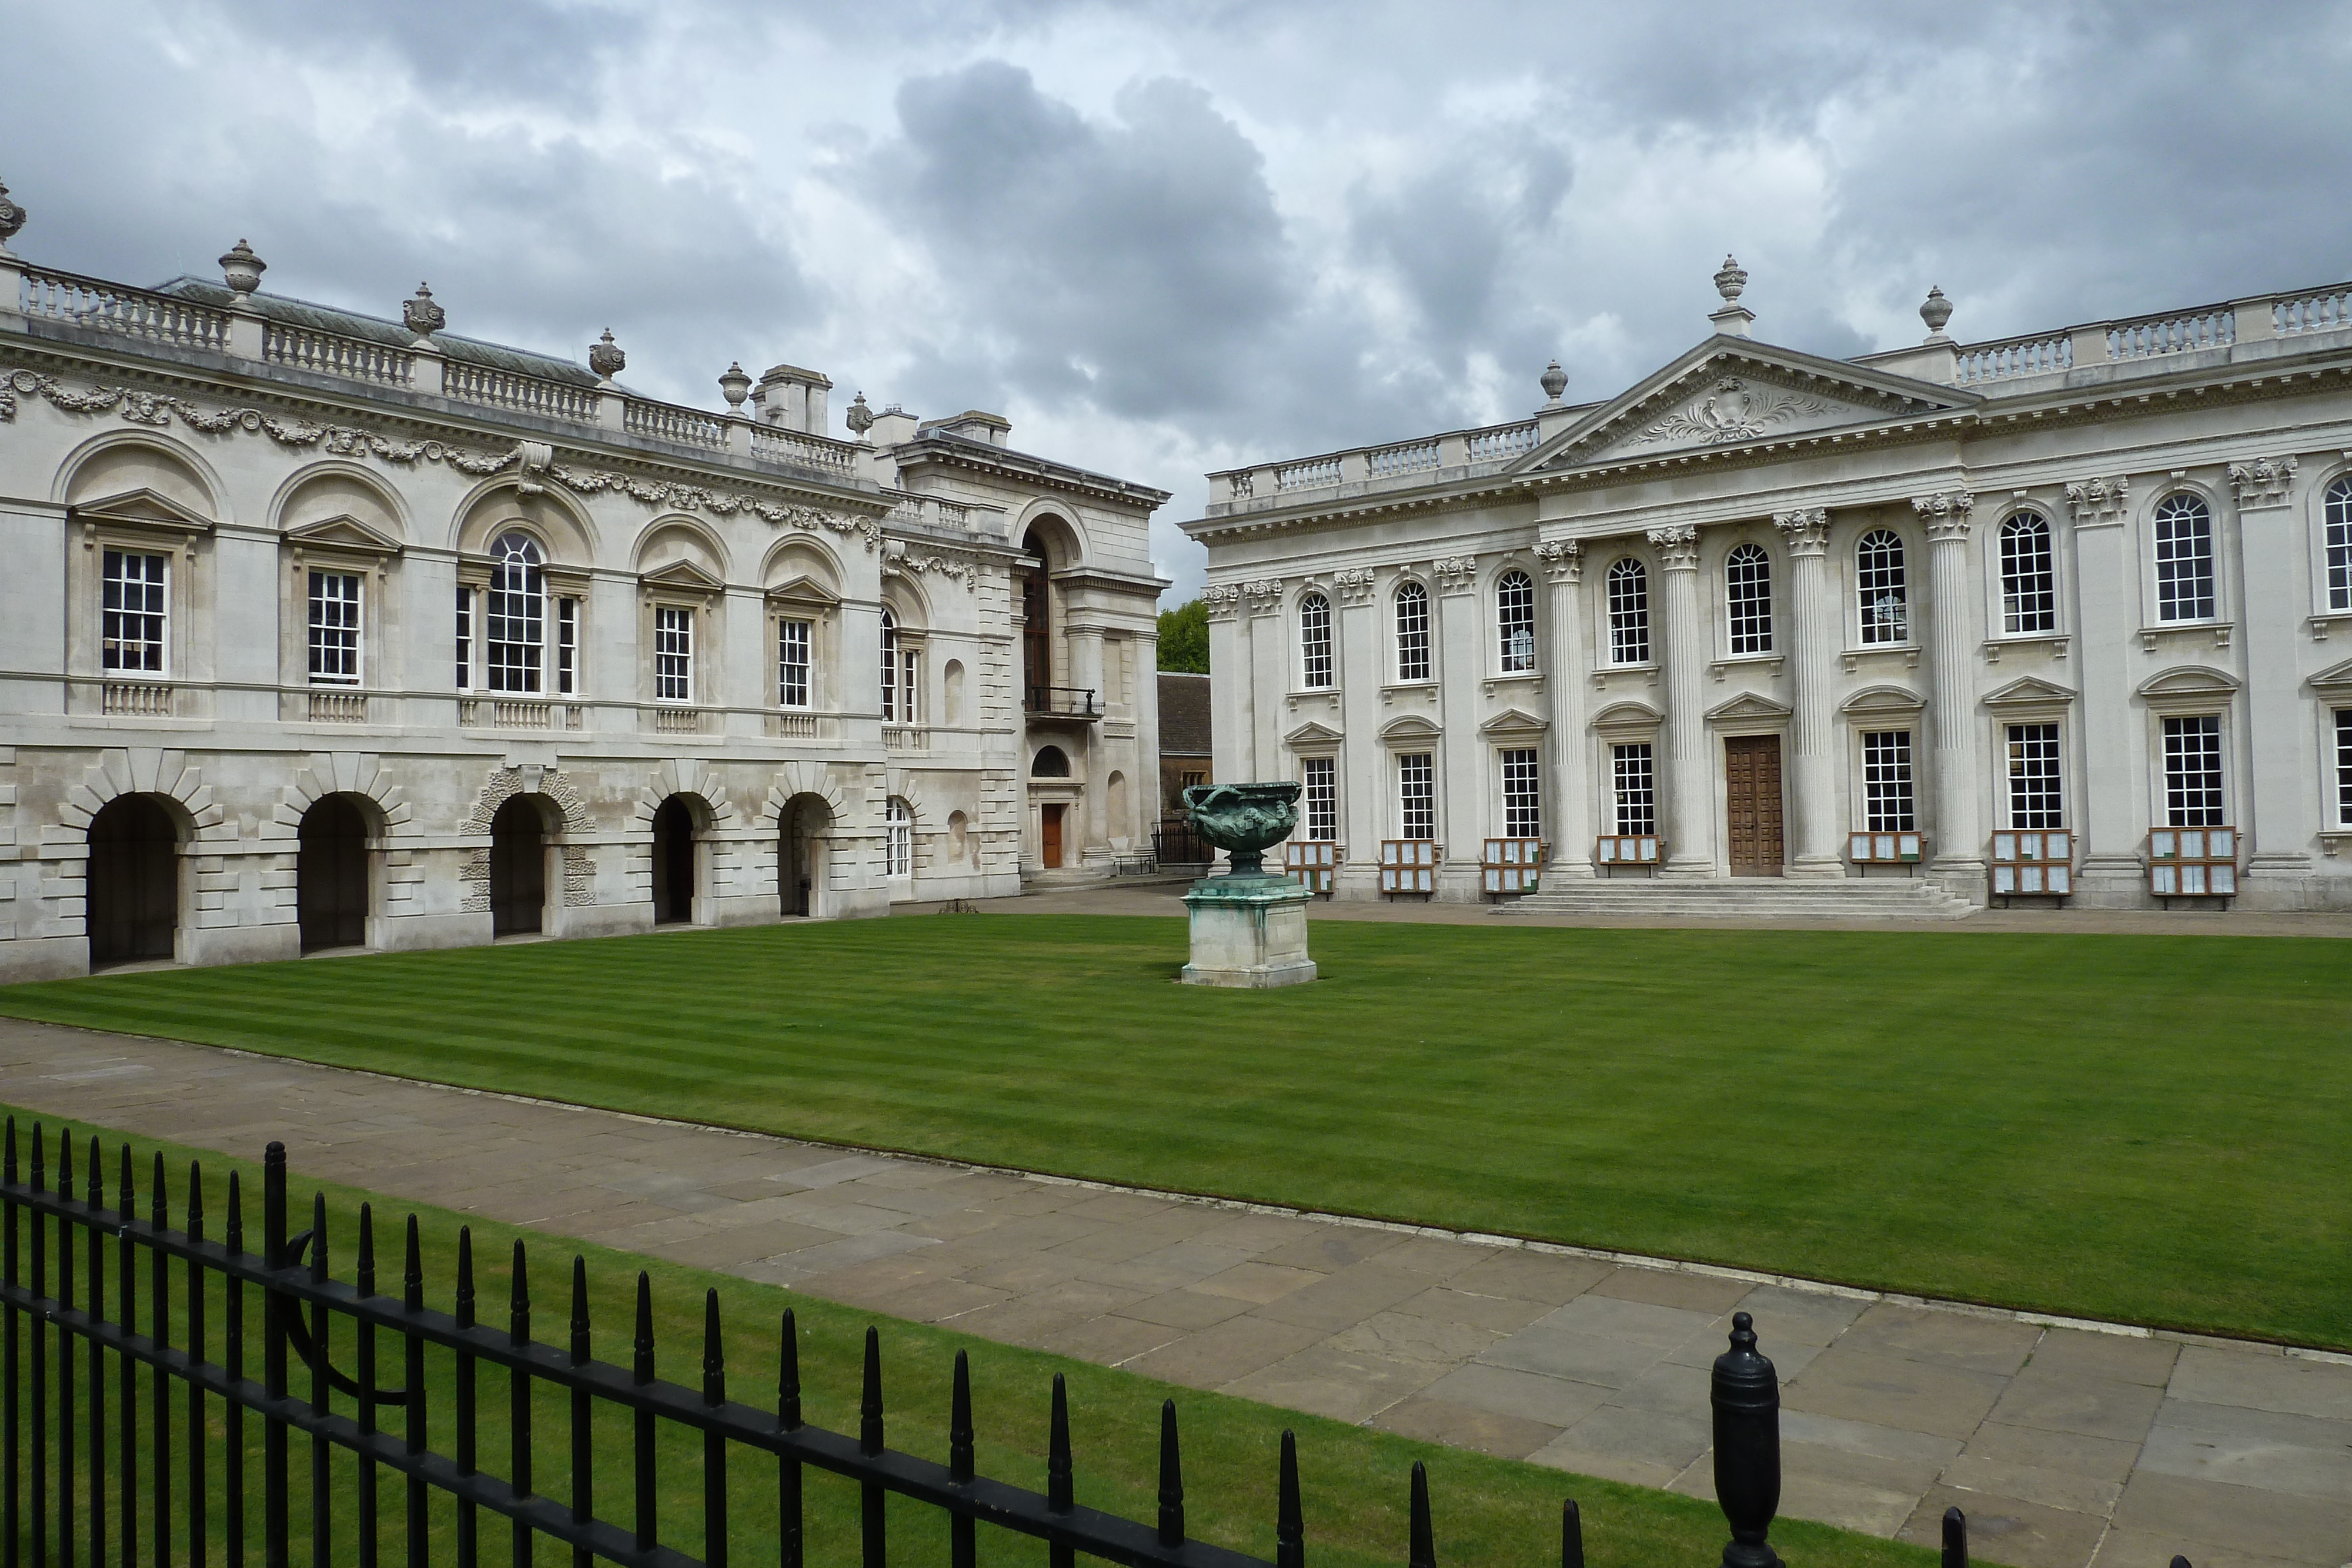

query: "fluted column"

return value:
[1538, 540, 1592, 875]
[1917, 491, 1983, 879]
[1651, 525, 1714, 877]
[1775, 509, 1840, 877]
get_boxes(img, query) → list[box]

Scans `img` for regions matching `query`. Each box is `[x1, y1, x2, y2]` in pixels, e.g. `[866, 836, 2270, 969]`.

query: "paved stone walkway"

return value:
[1, 1019, 2344, 1568]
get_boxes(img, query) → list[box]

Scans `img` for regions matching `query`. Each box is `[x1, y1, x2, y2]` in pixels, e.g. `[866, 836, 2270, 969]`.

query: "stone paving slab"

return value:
[0, 1017, 2344, 1568]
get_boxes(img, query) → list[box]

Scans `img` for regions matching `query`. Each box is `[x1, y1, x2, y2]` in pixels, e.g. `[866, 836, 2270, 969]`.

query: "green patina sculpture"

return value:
[1181, 781, 1301, 877]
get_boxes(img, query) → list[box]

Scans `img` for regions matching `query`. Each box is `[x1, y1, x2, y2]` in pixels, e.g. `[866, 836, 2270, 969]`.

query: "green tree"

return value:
[1157, 599, 1208, 672]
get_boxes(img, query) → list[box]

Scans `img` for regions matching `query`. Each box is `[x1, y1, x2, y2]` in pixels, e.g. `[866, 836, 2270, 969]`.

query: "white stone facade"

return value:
[1182, 260, 2352, 909]
[0, 204, 1167, 982]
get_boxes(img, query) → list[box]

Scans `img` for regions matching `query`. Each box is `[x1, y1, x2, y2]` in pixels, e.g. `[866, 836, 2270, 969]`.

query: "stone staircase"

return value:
[1499, 874, 1979, 921]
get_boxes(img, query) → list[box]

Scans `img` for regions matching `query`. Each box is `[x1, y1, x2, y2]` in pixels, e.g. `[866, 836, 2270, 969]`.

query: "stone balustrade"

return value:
[18, 265, 231, 353]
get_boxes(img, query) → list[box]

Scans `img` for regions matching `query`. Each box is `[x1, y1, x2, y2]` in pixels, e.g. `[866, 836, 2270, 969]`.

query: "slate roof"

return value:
[153, 277, 604, 387]
[1158, 671, 1212, 755]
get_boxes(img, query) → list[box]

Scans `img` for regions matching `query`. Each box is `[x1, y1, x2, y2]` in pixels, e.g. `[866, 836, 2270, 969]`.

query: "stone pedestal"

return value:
[1180, 873, 1317, 988]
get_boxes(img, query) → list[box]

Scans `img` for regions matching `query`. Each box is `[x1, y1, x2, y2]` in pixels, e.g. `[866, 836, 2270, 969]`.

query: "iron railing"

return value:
[1152, 820, 1215, 868]
[1024, 686, 1100, 719]
[0, 1123, 2217, 1568]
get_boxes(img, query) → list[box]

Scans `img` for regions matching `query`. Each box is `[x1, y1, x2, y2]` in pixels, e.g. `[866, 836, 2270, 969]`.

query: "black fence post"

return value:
[861, 1326, 886, 1568]
[1047, 1371, 1073, 1568]
[402, 1216, 426, 1568]
[2, 1119, 17, 1568]
[512, 1242, 535, 1568]
[778, 1309, 803, 1568]
[356, 1205, 379, 1568]
[1710, 1311, 1782, 1568]
[455, 1226, 478, 1568]
[310, 1192, 332, 1568]
[703, 1289, 727, 1568]
[1275, 1429, 1302, 1568]
[948, 1348, 974, 1568]
[569, 1256, 592, 1568]
[1942, 1506, 1967, 1568]
[119, 1145, 138, 1568]
[632, 1272, 656, 1557]
[187, 1162, 206, 1568]
[1157, 1400, 1185, 1549]
[1561, 1499, 1583, 1568]
[86, 1136, 104, 1568]
[226, 1169, 245, 1567]
[262, 1141, 290, 1568]
[151, 1152, 171, 1568]
[1408, 1460, 1435, 1568]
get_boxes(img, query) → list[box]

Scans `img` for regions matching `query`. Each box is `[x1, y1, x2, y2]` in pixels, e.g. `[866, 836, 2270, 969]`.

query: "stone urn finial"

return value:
[1920, 284, 1954, 339]
[718, 361, 753, 412]
[1539, 359, 1569, 405]
[220, 239, 266, 299]
[402, 282, 445, 340]
[0, 182, 26, 255]
[845, 391, 875, 437]
[1713, 254, 1748, 303]
[589, 327, 626, 382]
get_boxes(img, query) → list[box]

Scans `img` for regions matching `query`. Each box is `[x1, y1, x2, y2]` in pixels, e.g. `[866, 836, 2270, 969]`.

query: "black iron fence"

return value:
[1024, 687, 1101, 719]
[0, 1122, 2211, 1568]
[1151, 820, 1214, 868]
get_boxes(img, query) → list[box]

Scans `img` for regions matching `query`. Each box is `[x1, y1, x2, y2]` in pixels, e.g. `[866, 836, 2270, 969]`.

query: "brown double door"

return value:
[1041, 805, 1065, 870]
[1725, 735, 1785, 877]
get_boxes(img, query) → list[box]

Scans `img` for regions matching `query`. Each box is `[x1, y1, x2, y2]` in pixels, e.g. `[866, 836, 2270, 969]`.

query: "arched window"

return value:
[1857, 530, 1907, 645]
[879, 608, 906, 721]
[1394, 581, 1431, 682]
[2000, 513, 2057, 634]
[486, 532, 545, 693]
[884, 797, 913, 879]
[1606, 558, 1649, 664]
[1298, 591, 1334, 689]
[2153, 494, 2215, 622]
[1031, 745, 1071, 778]
[2329, 477, 2352, 613]
[1725, 544, 1772, 655]
[1496, 570, 1536, 673]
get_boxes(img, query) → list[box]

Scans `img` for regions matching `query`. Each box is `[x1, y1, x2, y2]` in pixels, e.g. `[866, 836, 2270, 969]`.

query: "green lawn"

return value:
[2, 916, 2346, 1348]
[8, 1107, 1928, 1568]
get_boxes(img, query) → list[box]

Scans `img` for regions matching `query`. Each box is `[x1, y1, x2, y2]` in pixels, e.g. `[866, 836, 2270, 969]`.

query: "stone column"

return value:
[2066, 478, 2141, 898]
[1202, 585, 1247, 783]
[1068, 622, 1110, 858]
[1336, 569, 1381, 889]
[1775, 509, 1841, 877]
[1243, 578, 1285, 780]
[1538, 540, 1593, 875]
[1434, 554, 1482, 894]
[1916, 491, 1984, 882]
[1651, 526, 1715, 877]
[2231, 457, 2317, 901]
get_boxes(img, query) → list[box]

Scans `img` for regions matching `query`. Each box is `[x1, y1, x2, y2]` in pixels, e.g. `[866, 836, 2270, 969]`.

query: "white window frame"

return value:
[1610, 743, 1656, 835]
[2335, 708, 2352, 827]
[1606, 557, 1650, 666]
[101, 548, 171, 677]
[486, 531, 546, 694]
[885, 796, 914, 880]
[2160, 713, 2227, 827]
[2324, 477, 2352, 613]
[1394, 582, 1431, 683]
[778, 616, 813, 708]
[1860, 730, 1915, 833]
[1299, 591, 1335, 690]
[2153, 493, 2217, 623]
[654, 604, 694, 704]
[1397, 751, 1435, 840]
[1724, 543, 1772, 656]
[1499, 746, 1541, 838]
[1301, 755, 1338, 841]
[306, 569, 363, 686]
[1495, 570, 1536, 674]
[2004, 722, 2066, 830]
[1999, 511, 2058, 635]
[1857, 529, 1909, 646]
[556, 596, 580, 697]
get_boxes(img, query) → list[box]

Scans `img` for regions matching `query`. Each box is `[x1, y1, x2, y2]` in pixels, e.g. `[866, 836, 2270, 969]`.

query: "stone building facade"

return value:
[0, 193, 1167, 982]
[1182, 258, 2352, 910]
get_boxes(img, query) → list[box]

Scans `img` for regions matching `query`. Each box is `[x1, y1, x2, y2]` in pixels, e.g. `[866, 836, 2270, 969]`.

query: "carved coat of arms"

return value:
[1629, 377, 1833, 449]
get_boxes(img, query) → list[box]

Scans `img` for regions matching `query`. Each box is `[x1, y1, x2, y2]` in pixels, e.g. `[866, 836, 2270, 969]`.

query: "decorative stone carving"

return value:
[1713, 255, 1748, 302]
[2227, 454, 2298, 509]
[1201, 584, 1243, 621]
[514, 440, 554, 496]
[2064, 475, 2130, 527]
[219, 239, 266, 299]
[1772, 507, 1829, 554]
[589, 329, 626, 382]
[1433, 555, 1478, 594]
[1920, 286, 1954, 339]
[0, 181, 26, 254]
[1333, 566, 1377, 605]
[402, 283, 445, 340]
[1709, 255, 1756, 337]
[1534, 539, 1583, 581]
[844, 392, 874, 437]
[1626, 377, 1832, 450]
[1241, 577, 1285, 615]
[719, 362, 752, 412]
[1647, 524, 1700, 570]
[1539, 360, 1569, 406]
[1911, 490, 1976, 539]
[1228, 470, 1255, 499]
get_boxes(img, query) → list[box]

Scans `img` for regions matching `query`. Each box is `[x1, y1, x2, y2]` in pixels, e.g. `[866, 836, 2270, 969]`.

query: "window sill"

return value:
[1709, 654, 1784, 683]
[1481, 671, 1544, 697]
[1840, 645, 1919, 673]
[2320, 829, 2352, 858]
[1379, 681, 1437, 706]
[1590, 662, 1660, 687]
[2306, 612, 2351, 642]
[2138, 621, 2232, 652]
[1983, 634, 2069, 663]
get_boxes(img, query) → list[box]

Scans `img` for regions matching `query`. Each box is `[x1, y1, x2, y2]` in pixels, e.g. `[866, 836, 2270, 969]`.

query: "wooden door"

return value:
[1724, 735, 1785, 877]
[1041, 804, 1064, 870]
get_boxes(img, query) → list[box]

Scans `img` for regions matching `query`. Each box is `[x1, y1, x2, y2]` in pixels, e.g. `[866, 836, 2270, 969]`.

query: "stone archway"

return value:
[86, 794, 183, 965]
[296, 793, 373, 951]
[652, 796, 699, 924]
[777, 793, 833, 917]
[490, 796, 553, 935]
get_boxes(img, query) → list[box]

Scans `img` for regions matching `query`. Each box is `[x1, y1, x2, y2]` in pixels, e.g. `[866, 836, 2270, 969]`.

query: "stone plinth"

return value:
[1180, 873, 1317, 988]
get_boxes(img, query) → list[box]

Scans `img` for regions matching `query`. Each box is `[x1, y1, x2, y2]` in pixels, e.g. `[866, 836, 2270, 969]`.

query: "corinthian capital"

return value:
[1772, 507, 1829, 556]
[1645, 523, 1700, 570]
[1911, 490, 1976, 540]
[1534, 539, 1583, 583]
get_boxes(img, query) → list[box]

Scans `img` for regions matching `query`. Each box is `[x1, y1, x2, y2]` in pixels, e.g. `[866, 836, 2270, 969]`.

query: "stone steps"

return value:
[1499, 876, 1979, 921]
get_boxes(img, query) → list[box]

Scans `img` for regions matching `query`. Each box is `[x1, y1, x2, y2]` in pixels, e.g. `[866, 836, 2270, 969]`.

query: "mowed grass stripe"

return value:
[4, 915, 2344, 1347]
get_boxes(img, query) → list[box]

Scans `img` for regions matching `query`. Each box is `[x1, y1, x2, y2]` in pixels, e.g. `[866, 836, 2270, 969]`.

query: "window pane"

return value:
[1612, 743, 1656, 835]
[101, 550, 169, 674]
[1862, 730, 1915, 833]
[455, 585, 472, 690]
[886, 797, 913, 878]
[2000, 513, 2056, 634]
[779, 617, 811, 707]
[2154, 494, 2215, 622]
[1857, 530, 1907, 644]
[486, 532, 544, 693]
[1395, 584, 1430, 683]
[2328, 479, 2352, 613]
[880, 609, 899, 721]
[1607, 559, 1649, 664]
[556, 597, 578, 697]
[2006, 723, 2064, 828]
[1496, 571, 1536, 673]
[1302, 756, 1338, 840]
[655, 606, 693, 703]
[2162, 714, 2226, 827]
[1725, 544, 1772, 655]
[307, 570, 362, 685]
[1300, 593, 1334, 688]
[1501, 747, 1540, 837]
[2337, 709, 2352, 827]
[1398, 752, 1435, 839]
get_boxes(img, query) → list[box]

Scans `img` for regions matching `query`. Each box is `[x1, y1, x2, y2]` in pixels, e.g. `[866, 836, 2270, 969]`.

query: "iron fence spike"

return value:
[511, 1240, 531, 1346]
[1942, 1505, 1966, 1568]
[357, 1203, 375, 1299]
[1277, 1429, 1304, 1568]
[1158, 1399, 1185, 1547]
[1048, 1372, 1073, 1514]
[1409, 1460, 1435, 1568]
[703, 1289, 725, 1406]
[1562, 1499, 1583, 1568]
[402, 1215, 422, 1312]
[456, 1226, 475, 1329]
[633, 1272, 654, 1385]
[779, 1309, 801, 1429]
[950, 1349, 974, 1483]
[186, 1161, 202, 1233]
[151, 1151, 166, 1226]
[570, 1256, 590, 1366]
[2, 1114, 12, 1185]
[861, 1326, 884, 1457]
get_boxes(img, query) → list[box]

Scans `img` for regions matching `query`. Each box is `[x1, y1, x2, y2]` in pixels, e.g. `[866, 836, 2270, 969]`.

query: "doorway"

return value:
[297, 794, 370, 952]
[652, 797, 695, 924]
[490, 797, 547, 935]
[1725, 735, 1786, 877]
[1040, 804, 1065, 870]
[86, 795, 179, 965]
[779, 794, 828, 916]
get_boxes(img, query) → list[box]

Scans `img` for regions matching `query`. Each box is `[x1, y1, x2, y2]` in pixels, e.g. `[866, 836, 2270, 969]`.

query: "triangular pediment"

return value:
[641, 559, 724, 594]
[1516, 339, 1977, 474]
[283, 514, 403, 555]
[1479, 706, 1548, 736]
[69, 487, 215, 533]
[1982, 675, 2078, 708]
[1841, 683, 1926, 716]
[2137, 665, 2240, 699]
[765, 572, 841, 606]
[1704, 691, 1793, 724]
[2309, 656, 2352, 693]
[1285, 719, 1344, 747]
[1378, 714, 1442, 743]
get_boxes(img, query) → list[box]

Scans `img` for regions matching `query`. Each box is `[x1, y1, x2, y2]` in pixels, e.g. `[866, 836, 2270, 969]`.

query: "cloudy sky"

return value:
[9, 1, 2351, 600]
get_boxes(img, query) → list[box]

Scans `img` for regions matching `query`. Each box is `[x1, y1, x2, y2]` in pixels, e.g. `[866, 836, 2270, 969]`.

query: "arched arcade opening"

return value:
[86, 794, 182, 966]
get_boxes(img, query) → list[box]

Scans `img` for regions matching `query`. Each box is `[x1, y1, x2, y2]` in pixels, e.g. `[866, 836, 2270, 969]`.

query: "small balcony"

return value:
[1024, 685, 1101, 721]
